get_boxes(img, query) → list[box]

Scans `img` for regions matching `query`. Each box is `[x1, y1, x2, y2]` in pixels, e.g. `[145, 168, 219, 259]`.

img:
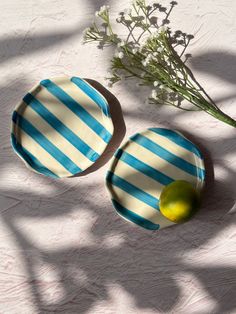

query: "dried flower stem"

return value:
[84, 1, 236, 128]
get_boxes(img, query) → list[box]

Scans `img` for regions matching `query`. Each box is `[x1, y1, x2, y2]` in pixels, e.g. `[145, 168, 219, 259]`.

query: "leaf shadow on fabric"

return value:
[0, 4, 236, 312]
[1, 126, 236, 313]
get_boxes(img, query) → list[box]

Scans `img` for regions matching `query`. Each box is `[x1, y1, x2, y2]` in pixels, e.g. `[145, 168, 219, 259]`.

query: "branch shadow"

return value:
[2, 163, 235, 314]
[0, 0, 108, 66]
[0, 30, 78, 65]
[190, 51, 236, 84]
[1, 59, 236, 314]
[1, 127, 235, 313]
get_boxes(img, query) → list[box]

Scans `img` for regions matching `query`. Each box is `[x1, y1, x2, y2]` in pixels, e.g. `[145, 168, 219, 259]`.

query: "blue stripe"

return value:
[11, 133, 58, 178]
[24, 93, 100, 163]
[106, 171, 159, 209]
[131, 134, 205, 180]
[71, 77, 110, 117]
[149, 128, 203, 159]
[12, 111, 82, 175]
[40, 79, 112, 144]
[115, 149, 174, 186]
[112, 199, 160, 230]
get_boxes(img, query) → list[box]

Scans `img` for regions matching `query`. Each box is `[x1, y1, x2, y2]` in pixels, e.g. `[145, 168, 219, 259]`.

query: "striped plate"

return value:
[11, 77, 114, 178]
[106, 128, 205, 231]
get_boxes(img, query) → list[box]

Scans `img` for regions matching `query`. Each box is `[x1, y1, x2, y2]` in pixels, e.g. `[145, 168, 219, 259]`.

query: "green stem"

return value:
[120, 62, 143, 79]
[89, 10, 236, 128]
[192, 97, 236, 128]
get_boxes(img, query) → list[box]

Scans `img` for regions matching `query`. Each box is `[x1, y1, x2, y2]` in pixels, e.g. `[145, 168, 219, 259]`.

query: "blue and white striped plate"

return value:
[11, 77, 114, 178]
[106, 128, 205, 231]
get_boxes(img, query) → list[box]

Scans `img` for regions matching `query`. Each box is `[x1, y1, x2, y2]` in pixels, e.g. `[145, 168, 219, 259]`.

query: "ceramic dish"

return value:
[11, 77, 114, 178]
[106, 128, 205, 230]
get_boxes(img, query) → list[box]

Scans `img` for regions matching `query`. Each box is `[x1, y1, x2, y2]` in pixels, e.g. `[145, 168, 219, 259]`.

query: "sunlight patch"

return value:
[101, 233, 125, 248]
[34, 260, 65, 305]
[14, 209, 98, 250]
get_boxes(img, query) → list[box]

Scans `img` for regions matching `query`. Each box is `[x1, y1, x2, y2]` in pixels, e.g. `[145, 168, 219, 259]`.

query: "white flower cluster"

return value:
[95, 5, 110, 17]
[142, 53, 156, 67]
[150, 26, 168, 39]
[117, 8, 132, 23]
[115, 40, 126, 59]
[151, 83, 173, 100]
[117, 41, 125, 48]
[151, 81, 166, 99]
[151, 89, 158, 99]
[157, 46, 164, 53]
[159, 26, 168, 33]
[124, 8, 132, 18]
[115, 51, 124, 59]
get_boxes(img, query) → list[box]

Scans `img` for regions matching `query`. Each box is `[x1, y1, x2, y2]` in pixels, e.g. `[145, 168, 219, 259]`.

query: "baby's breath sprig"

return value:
[84, 0, 236, 127]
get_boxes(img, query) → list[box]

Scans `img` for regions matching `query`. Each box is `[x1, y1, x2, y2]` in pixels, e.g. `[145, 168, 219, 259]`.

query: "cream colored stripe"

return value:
[32, 86, 108, 155]
[146, 130, 204, 169]
[124, 140, 202, 189]
[14, 123, 72, 177]
[51, 77, 114, 134]
[109, 184, 174, 229]
[72, 78, 114, 135]
[113, 157, 164, 199]
[19, 104, 94, 171]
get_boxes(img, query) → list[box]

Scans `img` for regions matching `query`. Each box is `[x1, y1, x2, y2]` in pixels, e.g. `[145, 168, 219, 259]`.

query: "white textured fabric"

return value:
[0, 0, 235, 313]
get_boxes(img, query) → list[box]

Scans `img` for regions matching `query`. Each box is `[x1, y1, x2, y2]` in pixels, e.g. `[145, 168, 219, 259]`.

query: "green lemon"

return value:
[159, 180, 200, 223]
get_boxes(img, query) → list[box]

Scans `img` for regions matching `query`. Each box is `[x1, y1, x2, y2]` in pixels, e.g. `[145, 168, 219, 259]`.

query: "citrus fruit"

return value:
[159, 180, 200, 223]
